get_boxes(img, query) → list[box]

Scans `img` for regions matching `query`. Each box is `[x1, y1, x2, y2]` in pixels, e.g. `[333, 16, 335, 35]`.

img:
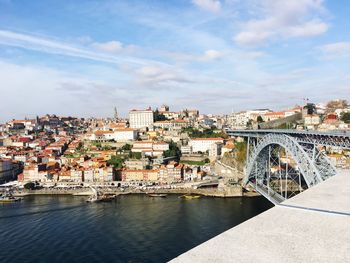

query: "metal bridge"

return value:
[227, 129, 350, 204]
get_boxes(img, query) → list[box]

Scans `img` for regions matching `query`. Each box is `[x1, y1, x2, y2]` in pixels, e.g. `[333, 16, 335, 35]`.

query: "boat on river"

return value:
[86, 186, 115, 203]
[0, 192, 22, 203]
[179, 194, 201, 200]
[147, 193, 167, 198]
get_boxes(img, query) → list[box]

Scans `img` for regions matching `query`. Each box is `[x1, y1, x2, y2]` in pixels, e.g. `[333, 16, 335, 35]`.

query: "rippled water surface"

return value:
[0, 195, 272, 263]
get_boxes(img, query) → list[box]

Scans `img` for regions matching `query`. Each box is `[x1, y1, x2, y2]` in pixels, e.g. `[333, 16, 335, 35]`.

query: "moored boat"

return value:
[86, 186, 116, 203]
[179, 194, 201, 200]
[0, 193, 22, 203]
[147, 193, 167, 198]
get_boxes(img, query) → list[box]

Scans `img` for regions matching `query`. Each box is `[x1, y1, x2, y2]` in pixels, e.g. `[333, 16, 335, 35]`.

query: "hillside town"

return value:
[1, 99, 350, 194]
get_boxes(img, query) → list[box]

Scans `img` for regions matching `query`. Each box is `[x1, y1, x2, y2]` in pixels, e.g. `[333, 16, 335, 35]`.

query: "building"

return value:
[121, 169, 159, 182]
[113, 128, 138, 141]
[154, 119, 189, 130]
[263, 112, 285, 122]
[0, 159, 14, 182]
[181, 145, 192, 154]
[129, 108, 154, 129]
[131, 141, 169, 157]
[189, 138, 224, 153]
[229, 111, 249, 129]
[125, 159, 150, 170]
[159, 104, 169, 112]
[304, 115, 321, 127]
[209, 142, 223, 157]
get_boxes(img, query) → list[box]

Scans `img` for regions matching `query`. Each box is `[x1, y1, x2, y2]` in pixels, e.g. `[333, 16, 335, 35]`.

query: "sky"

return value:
[0, 0, 349, 121]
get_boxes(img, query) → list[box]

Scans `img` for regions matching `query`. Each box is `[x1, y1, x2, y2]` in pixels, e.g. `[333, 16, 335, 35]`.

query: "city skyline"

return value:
[1, 0, 350, 122]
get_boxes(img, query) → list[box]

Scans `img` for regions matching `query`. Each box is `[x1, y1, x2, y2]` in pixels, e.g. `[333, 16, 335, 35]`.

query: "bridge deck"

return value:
[170, 170, 350, 263]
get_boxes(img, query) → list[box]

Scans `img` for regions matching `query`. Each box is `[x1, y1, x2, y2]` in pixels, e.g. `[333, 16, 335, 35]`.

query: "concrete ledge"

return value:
[170, 170, 350, 263]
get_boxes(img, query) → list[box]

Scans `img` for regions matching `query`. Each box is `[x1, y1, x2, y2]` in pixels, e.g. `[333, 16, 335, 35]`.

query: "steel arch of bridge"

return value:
[245, 133, 337, 204]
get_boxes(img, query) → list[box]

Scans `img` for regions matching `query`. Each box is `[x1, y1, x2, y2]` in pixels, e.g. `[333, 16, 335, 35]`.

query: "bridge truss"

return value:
[229, 130, 344, 205]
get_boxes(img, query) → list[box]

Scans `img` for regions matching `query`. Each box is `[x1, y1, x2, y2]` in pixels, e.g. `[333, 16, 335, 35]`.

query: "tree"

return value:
[163, 141, 181, 161]
[246, 119, 253, 128]
[129, 152, 142, 159]
[107, 155, 124, 168]
[235, 141, 247, 165]
[341, 112, 350, 123]
[153, 109, 168, 121]
[257, 116, 264, 123]
[182, 127, 228, 139]
[327, 99, 348, 110]
[120, 143, 132, 151]
[183, 109, 189, 118]
[24, 182, 36, 190]
[304, 103, 316, 115]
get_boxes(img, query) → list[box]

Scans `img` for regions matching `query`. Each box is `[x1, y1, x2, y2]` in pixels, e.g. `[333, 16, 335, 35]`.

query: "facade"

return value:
[131, 141, 169, 157]
[181, 145, 192, 154]
[263, 112, 285, 122]
[125, 159, 150, 170]
[229, 111, 249, 129]
[129, 108, 154, 129]
[114, 128, 138, 141]
[189, 138, 224, 153]
[121, 169, 159, 182]
[154, 119, 189, 130]
[209, 142, 223, 157]
[0, 159, 13, 181]
[304, 115, 321, 127]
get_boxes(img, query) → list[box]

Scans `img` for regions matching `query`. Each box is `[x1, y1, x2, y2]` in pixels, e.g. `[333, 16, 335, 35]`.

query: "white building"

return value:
[229, 111, 249, 129]
[129, 108, 154, 129]
[304, 115, 321, 126]
[181, 145, 192, 154]
[114, 128, 138, 141]
[209, 142, 223, 157]
[131, 141, 169, 156]
[152, 142, 169, 151]
[189, 138, 224, 153]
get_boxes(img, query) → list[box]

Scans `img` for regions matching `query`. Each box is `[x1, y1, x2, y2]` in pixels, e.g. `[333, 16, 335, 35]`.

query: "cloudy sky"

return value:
[0, 0, 349, 122]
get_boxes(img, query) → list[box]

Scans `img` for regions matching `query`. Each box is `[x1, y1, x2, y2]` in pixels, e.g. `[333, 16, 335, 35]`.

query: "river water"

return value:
[0, 195, 272, 263]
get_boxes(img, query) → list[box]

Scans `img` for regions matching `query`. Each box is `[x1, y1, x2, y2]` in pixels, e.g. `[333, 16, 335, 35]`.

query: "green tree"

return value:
[182, 127, 227, 139]
[121, 143, 132, 151]
[257, 116, 264, 123]
[153, 109, 168, 121]
[235, 141, 247, 165]
[341, 112, 350, 123]
[129, 152, 142, 159]
[304, 103, 316, 115]
[107, 155, 124, 168]
[24, 182, 36, 190]
[163, 141, 181, 161]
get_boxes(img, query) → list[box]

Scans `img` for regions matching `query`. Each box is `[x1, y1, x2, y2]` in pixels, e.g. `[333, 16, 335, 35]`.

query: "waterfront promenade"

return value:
[11, 185, 246, 198]
[170, 170, 350, 263]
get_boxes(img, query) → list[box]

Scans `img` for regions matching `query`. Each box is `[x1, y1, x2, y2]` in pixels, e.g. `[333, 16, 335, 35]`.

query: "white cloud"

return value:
[320, 42, 350, 56]
[234, 0, 328, 46]
[234, 31, 272, 46]
[91, 40, 123, 54]
[287, 20, 328, 37]
[201, 49, 224, 60]
[135, 66, 191, 86]
[192, 0, 221, 13]
[0, 61, 138, 121]
[0, 29, 165, 67]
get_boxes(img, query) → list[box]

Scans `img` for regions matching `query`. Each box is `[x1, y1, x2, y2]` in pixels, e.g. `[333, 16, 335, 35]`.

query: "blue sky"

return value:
[0, 0, 349, 121]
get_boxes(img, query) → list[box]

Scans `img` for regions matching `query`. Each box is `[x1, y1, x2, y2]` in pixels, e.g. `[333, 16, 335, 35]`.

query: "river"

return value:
[0, 195, 272, 263]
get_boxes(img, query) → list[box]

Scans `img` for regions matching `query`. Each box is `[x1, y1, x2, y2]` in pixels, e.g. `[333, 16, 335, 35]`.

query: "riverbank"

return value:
[13, 186, 259, 198]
